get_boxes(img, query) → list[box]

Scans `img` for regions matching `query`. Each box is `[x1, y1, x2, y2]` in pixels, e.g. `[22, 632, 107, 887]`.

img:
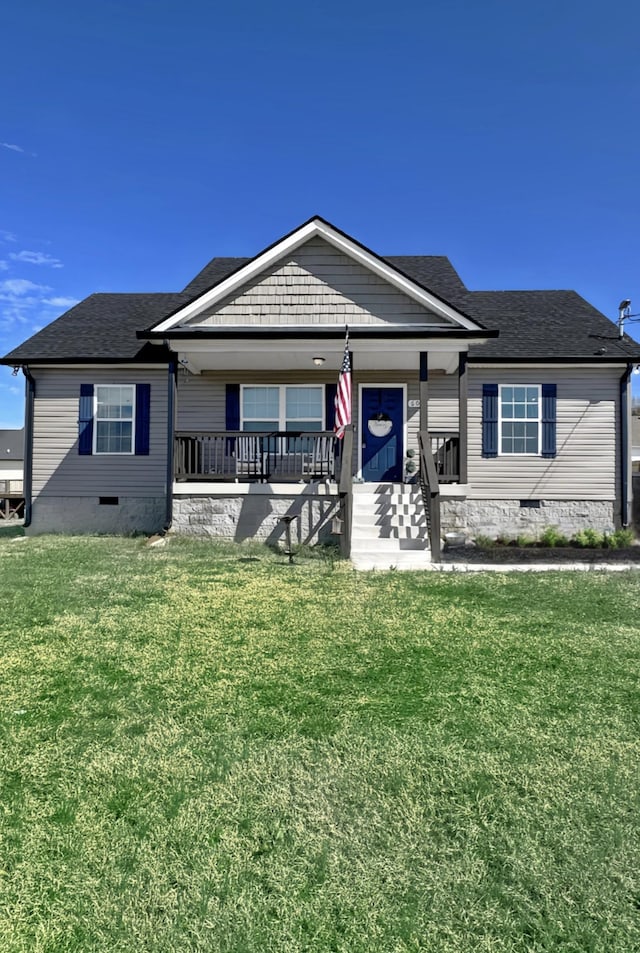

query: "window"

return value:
[241, 385, 324, 432]
[94, 385, 135, 454]
[499, 385, 541, 454]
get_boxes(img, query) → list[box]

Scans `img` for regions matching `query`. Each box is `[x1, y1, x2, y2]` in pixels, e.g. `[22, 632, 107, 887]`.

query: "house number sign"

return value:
[408, 399, 421, 408]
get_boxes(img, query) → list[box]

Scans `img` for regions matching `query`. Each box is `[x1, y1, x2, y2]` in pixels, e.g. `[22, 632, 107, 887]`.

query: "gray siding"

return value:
[428, 372, 460, 430]
[468, 367, 619, 500]
[177, 369, 420, 427]
[176, 369, 455, 474]
[190, 237, 453, 328]
[175, 365, 619, 502]
[177, 369, 458, 435]
[32, 367, 168, 498]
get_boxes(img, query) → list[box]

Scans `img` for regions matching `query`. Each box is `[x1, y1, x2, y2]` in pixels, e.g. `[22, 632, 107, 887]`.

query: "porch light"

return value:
[312, 356, 326, 366]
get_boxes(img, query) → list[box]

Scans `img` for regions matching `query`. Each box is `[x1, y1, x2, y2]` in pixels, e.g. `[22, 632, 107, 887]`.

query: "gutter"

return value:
[21, 366, 35, 528]
[620, 365, 633, 528]
[164, 357, 177, 531]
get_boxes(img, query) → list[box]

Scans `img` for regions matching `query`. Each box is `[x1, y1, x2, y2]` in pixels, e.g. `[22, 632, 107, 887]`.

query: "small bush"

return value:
[573, 528, 604, 549]
[516, 534, 535, 547]
[603, 528, 635, 550]
[474, 534, 496, 549]
[497, 534, 519, 547]
[539, 525, 569, 547]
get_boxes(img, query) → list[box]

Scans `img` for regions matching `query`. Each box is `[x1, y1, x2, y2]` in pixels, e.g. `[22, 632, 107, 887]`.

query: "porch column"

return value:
[458, 353, 468, 484]
[419, 352, 428, 432]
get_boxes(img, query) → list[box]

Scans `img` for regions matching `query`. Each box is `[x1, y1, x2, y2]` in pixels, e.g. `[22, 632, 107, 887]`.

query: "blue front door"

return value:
[361, 387, 404, 482]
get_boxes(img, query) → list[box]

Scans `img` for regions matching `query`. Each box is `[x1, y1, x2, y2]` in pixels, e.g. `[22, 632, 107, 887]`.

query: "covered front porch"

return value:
[168, 336, 471, 561]
[170, 331, 470, 486]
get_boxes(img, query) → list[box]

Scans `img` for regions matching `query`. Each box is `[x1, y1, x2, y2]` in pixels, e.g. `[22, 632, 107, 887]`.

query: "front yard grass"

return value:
[1, 535, 639, 953]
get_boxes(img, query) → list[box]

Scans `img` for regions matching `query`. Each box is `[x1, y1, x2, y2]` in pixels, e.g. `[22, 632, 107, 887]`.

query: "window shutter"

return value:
[226, 384, 240, 430]
[226, 383, 240, 453]
[325, 383, 337, 431]
[78, 384, 94, 455]
[482, 384, 498, 457]
[135, 383, 151, 455]
[541, 383, 557, 458]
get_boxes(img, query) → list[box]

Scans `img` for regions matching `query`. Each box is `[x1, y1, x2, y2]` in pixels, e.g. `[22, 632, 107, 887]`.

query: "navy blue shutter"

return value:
[135, 383, 151, 455]
[541, 383, 557, 458]
[482, 384, 499, 457]
[78, 384, 94, 455]
[325, 383, 337, 431]
[226, 383, 240, 452]
[226, 384, 240, 430]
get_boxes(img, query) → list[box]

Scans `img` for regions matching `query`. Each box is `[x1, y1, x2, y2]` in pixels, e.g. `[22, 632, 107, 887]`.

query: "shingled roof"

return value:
[1, 293, 184, 364]
[0, 428, 24, 460]
[3, 254, 640, 364]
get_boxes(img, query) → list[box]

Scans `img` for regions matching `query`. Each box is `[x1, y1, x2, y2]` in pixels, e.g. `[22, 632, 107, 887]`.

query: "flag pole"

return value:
[334, 325, 352, 439]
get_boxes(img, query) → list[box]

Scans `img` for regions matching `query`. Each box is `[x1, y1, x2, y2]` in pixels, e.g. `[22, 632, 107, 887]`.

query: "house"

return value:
[632, 416, 640, 473]
[2, 216, 639, 567]
[0, 428, 24, 483]
[0, 428, 24, 521]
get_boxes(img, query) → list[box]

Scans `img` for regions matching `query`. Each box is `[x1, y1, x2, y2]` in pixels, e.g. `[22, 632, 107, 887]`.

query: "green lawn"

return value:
[1, 536, 639, 953]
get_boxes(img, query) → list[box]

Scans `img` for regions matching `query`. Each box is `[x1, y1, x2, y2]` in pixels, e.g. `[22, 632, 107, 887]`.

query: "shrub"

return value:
[516, 534, 535, 547]
[573, 528, 604, 548]
[474, 534, 496, 549]
[496, 534, 515, 547]
[539, 525, 569, 547]
[604, 528, 635, 550]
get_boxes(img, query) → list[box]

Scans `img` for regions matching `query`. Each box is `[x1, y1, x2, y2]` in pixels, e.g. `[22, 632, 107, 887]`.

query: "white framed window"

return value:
[499, 385, 541, 455]
[241, 385, 324, 432]
[94, 385, 135, 454]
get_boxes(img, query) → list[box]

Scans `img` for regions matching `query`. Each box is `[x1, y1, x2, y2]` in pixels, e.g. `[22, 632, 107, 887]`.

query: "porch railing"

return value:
[175, 431, 340, 482]
[175, 430, 461, 484]
[0, 480, 25, 521]
[429, 431, 460, 483]
[418, 430, 441, 562]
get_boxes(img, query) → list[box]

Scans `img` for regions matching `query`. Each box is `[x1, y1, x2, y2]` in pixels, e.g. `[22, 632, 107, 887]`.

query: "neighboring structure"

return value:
[0, 428, 24, 520]
[2, 217, 639, 567]
[0, 429, 24, 483]
[632, 416, 640, 473]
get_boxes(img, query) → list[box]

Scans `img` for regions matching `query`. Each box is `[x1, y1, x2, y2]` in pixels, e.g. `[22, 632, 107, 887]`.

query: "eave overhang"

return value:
[0, 352, 172, 367]
[467, 355, 640, 364]
[139, 327, 498, 342]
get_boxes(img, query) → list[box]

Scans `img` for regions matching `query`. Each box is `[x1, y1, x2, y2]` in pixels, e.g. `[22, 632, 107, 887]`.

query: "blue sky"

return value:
[2, 0, 640, 426]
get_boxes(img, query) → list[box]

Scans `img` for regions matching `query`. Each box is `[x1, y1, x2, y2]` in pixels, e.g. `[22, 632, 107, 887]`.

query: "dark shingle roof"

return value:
[182, 257, 251, 297]
[385, 256, 469, 306]
[1, 293, 185, 364]
[3, 254, 640, 364]
[463, 290, 640, 361]
[0, 428, 24, 459]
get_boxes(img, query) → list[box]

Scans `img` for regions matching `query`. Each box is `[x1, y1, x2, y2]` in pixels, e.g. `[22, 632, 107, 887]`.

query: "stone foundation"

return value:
[440, 498, 618, 540]
[172, 490, 340, 545]
[27, 496, 166, 535]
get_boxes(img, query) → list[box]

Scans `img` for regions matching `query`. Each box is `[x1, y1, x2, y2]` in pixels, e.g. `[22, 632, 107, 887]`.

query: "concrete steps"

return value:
[350, 483, 431, 570]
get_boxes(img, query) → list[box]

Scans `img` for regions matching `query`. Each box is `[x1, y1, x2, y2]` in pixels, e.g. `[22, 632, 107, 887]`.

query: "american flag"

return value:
[334, 330, 352, 439]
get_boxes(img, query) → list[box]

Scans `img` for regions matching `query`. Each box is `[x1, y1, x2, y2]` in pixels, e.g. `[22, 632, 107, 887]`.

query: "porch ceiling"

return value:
[174, 337, 469, 374]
